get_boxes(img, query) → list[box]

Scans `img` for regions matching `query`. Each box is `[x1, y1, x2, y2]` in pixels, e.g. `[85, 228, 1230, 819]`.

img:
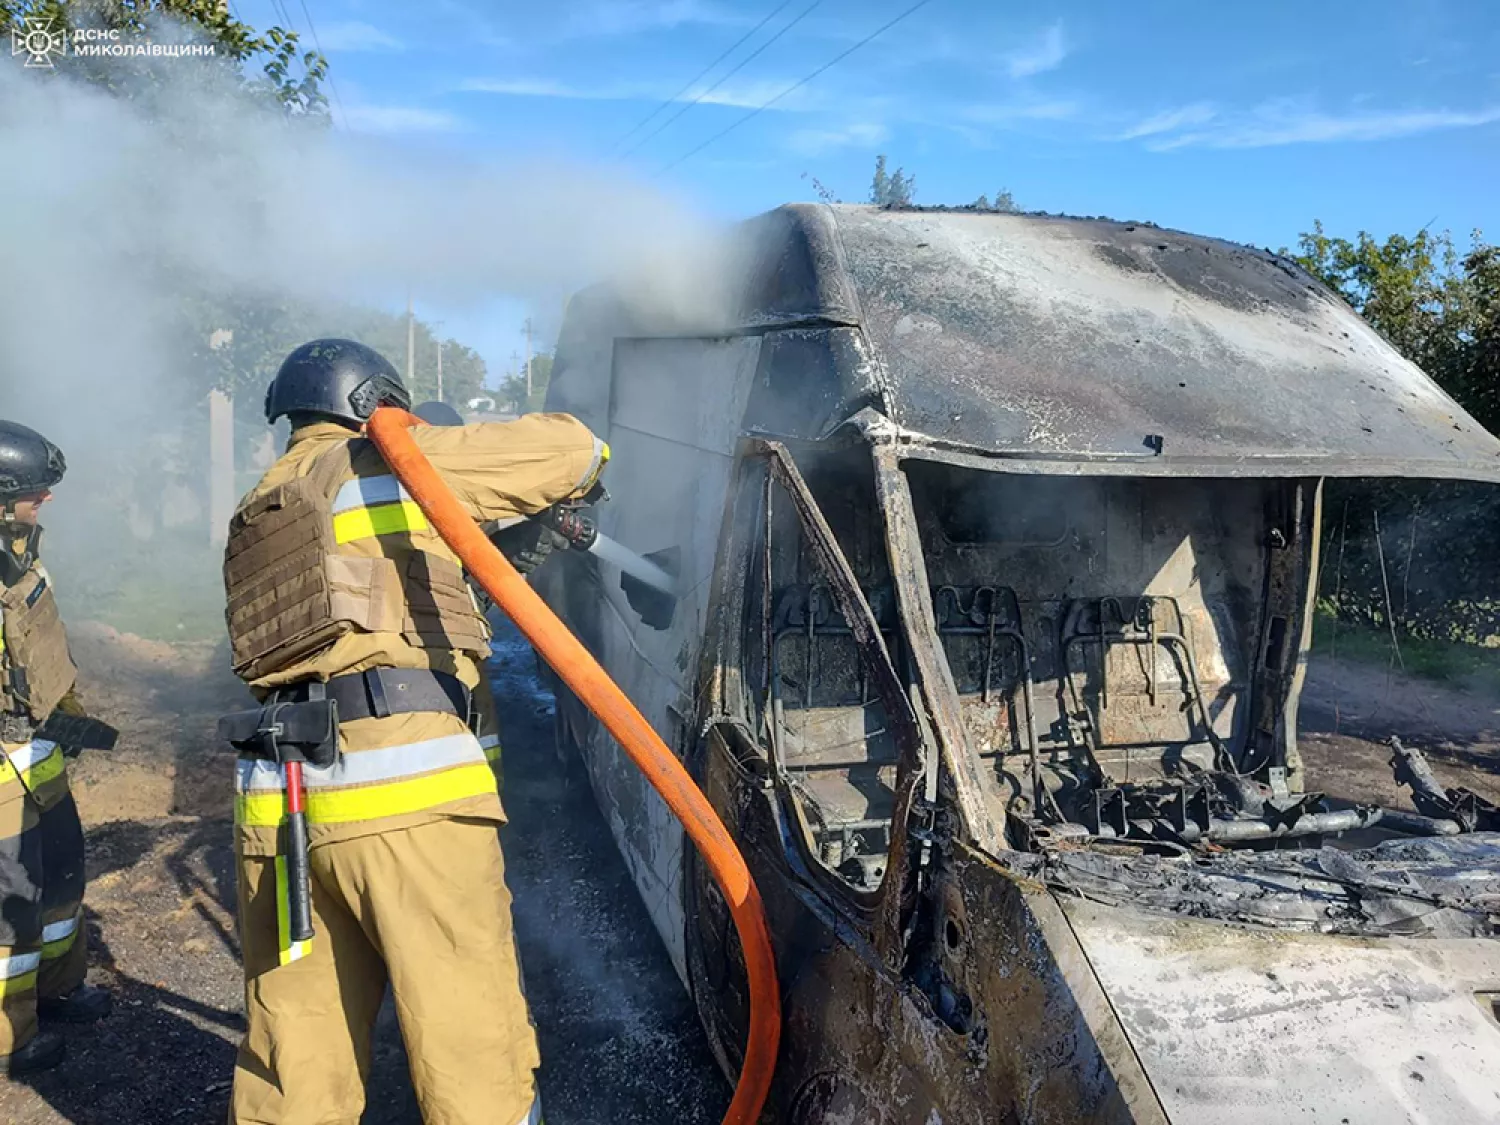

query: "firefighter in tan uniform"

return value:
[410, 400, 569, 789]
[0, 421, 114, 1075]
[222, 342, 606, 1125]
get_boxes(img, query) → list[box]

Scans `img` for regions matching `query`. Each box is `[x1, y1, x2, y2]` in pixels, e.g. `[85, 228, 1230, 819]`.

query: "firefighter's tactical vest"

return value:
[223, 441, 492, 682]
[0, 561, 78, 725]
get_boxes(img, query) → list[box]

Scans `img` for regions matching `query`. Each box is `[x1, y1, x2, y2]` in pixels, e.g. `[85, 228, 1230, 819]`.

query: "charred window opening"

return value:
[743, 450, 902, 893]
[1298, 478, 1500, 842]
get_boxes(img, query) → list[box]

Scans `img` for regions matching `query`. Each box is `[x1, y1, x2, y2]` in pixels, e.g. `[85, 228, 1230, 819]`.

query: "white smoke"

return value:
[0, 17, 733, 631]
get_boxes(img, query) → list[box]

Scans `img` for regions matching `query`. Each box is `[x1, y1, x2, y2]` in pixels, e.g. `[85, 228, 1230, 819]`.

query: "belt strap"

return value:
[273, 669, 471, 724]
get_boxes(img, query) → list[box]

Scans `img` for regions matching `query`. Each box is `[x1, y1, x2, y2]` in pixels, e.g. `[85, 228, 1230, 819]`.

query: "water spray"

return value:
[539, 505, 679, 597]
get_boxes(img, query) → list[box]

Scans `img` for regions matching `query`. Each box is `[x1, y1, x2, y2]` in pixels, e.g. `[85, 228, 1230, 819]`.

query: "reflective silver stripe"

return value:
[235, 733, 488, 794]
[41, 915, 78, 944]
[0, 952, 40, 979]
[8, 740, 58, 771]
[331, 474, 412, 515]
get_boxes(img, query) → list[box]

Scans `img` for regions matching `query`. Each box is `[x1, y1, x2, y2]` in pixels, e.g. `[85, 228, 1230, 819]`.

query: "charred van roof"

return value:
[567, 203, 1500, 482]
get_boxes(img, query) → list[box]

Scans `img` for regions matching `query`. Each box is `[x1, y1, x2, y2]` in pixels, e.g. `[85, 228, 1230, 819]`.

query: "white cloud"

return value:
[1004, 22, 1068, 79]
[340, 104, 467, 134]
[960, 99, 1080, 125]
[314, 20, 404, 52]
[458, 75, 821, 111]
[785, 121, 889, 156]
[1120, 103, 1217, 140]
[459, 78, 598, 100]
[562, 0, 746, 37]
[1140, 99, 1500, 150]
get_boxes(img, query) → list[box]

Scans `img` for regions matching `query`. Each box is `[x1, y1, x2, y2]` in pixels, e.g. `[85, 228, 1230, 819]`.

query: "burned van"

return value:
[534, 204, 1500, 1124]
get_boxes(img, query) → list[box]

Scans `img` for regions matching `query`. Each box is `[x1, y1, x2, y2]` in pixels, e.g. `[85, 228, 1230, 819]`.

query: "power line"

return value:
[611, 0, 797, 153]
[294, 0, 352, 131]
[658, 0, 936, 175]
[620, 0, 824, 159]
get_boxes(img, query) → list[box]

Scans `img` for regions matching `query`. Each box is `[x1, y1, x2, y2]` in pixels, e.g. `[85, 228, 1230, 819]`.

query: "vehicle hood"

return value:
[1063, 896, 1500, 1125]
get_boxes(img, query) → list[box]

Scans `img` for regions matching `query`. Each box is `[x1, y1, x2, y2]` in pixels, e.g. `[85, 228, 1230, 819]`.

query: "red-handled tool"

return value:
[283, 758, 315, 950]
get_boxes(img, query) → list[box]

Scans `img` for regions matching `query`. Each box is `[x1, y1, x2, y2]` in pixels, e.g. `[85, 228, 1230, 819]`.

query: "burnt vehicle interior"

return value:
[736, 444, 1500, 892]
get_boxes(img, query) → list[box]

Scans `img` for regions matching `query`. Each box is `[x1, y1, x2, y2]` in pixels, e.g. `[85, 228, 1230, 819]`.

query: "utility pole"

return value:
[523, 317, 533, 398]
[405, 290, 415, 384]
[427, 319, 444, 403]
[207, 328, 234, 548]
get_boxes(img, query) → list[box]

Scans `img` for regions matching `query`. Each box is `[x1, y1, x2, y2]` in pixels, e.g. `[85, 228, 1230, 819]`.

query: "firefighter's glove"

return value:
[489, 520, 569, 576]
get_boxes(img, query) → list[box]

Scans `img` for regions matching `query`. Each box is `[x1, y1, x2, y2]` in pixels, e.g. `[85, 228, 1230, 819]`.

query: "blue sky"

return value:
[231, 0, 1500, 389]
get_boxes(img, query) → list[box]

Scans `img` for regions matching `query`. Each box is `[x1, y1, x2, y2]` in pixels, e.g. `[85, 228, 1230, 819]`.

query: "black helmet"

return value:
[0, 421, 65, 502]
[412, 401, 464, 426]
[265, 339, 412, 427]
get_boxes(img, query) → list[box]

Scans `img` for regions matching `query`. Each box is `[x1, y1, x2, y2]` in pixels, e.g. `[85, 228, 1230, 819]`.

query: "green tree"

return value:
[860, 156, 1020, 212]
[870, 154, 915, 207]
[1288, 222, 1496, 432]
[972, 188, 1018, 212]
[2, 0, 328, 116]
[500, 352, 553, 415]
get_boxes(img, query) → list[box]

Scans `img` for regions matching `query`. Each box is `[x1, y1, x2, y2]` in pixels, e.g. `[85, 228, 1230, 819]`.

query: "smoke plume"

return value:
[0, 18, 729, 632]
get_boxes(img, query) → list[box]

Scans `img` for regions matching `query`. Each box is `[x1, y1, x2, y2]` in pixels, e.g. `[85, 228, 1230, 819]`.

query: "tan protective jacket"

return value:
[0, 548, 78, 814]
[225, 415, 605, 856]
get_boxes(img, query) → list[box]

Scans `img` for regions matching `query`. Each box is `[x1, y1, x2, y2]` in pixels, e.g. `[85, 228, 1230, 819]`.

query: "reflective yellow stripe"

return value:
[236, 762, 498, 827]
[0, 970, 37, 998]
[0, 952, 39, 997]
[236, 734, 486, 794]
[41, 913, 79, 961]
[5, 740, 63, 791]
[274, 856, 313, 967]
[20, 746, 64, 791]
[332, 500, 429, 544]
[579, 438, 610, 493]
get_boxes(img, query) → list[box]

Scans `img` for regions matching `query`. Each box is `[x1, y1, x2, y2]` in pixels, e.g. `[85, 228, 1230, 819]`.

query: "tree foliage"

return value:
[972, 188, 1019, 213]
[863, 155, 1018, 212]
[1289, 222, 1499, 434]
[870, 154, 916, 207]
[2, 0, 328, 116]
[1289, 222, 1500, 645]
[7, 0, 491, 417]
[196, 298, 487, 415]
[497, 352, 553, 415]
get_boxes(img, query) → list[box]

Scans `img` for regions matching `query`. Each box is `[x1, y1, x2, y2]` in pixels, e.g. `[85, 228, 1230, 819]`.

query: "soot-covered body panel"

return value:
[537, 203, 1500, 1124]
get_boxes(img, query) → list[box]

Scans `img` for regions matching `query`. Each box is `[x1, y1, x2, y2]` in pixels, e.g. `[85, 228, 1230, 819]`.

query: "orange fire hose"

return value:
[367, 407, 781, 1125]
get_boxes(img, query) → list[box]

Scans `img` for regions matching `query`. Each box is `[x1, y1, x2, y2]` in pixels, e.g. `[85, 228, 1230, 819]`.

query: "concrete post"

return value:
[209, 388, 234, 547]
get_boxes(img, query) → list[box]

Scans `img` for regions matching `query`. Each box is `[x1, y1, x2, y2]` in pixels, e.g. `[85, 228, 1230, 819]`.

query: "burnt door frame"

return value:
[681, 440, 932, 1080]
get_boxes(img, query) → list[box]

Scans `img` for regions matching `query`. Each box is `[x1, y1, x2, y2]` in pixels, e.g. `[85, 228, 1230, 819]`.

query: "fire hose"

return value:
[367, 407, 781, 1125]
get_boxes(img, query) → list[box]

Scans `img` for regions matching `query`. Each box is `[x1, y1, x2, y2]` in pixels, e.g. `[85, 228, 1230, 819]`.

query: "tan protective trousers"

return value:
[0, 780, 88, 1056]
[229, 817, 541, 1125]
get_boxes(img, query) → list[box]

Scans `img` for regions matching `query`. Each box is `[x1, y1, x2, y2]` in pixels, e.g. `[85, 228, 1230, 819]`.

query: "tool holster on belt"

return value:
[217, 693, 340, 770]
[218, 688, 341, 964]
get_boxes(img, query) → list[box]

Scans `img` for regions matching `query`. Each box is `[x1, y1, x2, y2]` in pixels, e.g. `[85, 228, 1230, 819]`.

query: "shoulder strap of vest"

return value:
[303, 439, 359, 502]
